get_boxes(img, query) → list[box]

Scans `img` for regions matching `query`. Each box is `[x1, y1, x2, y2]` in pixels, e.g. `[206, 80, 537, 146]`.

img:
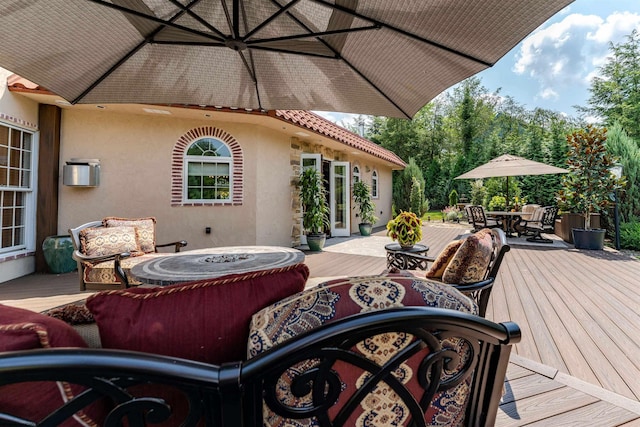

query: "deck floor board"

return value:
[1, 224, 639, 425]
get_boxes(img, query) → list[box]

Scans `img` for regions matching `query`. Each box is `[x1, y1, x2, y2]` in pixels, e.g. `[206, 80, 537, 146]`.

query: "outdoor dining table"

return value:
[486, 211, 524, 237]
[129, 246, 305, 286]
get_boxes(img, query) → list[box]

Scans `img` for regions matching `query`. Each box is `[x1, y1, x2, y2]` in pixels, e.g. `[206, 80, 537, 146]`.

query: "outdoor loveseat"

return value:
[0, 264, 520, 426]
[69, 217, 187, 291]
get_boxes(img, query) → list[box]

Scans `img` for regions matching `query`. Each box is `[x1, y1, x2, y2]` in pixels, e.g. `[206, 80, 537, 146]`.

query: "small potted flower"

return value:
[386, 211, 422, 249]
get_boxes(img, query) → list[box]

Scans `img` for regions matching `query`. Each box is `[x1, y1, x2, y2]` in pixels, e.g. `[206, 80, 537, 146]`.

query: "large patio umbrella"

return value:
[455, 154, 569, 206]
[0, 0, 571, 118]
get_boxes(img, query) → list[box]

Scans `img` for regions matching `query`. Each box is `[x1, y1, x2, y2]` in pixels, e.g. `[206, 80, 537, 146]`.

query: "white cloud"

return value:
[539, 87, 559, 100]
[513, 11, 640, 104]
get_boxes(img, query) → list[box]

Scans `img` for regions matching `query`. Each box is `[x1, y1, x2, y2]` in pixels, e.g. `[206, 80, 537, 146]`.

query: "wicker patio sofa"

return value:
[0, 268, 520, 426]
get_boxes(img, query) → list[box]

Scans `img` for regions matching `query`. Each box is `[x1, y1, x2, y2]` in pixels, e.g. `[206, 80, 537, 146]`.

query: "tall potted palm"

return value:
[299, 168, 330, 251]
[352, 181, 378, 236]
[557, 125, 625, 249]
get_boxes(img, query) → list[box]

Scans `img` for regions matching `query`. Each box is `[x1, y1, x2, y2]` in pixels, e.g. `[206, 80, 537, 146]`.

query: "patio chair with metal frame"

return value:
[523, 206, 558, 243]
[390, 228, 510, 317]
[468, 205, 502, 232]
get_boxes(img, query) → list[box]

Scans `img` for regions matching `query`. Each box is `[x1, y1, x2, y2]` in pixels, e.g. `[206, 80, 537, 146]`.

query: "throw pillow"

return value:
[103, 217, 157, 253]
[43, 302, 95, 325]
[86, 263, 309, 364]
[79, 225, 141, 257]
[442, 231, 493, 284]
[247, 275, 478, 427]
[0, 304, 103, 426]
[425, 239, 462, 278]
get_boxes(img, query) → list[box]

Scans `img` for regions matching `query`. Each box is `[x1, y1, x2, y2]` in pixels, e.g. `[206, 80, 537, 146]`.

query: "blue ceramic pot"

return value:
[42, 235, 77, 274]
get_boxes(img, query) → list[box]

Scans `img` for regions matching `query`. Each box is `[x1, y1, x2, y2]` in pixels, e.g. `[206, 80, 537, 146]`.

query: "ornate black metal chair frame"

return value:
[468, 205, 502, 232]
[0, 307, 520, 427]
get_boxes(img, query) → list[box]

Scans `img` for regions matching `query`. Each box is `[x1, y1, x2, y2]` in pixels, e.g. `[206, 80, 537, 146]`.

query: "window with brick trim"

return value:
[171, 126, 243, 207]
[184, 138, 232, 202]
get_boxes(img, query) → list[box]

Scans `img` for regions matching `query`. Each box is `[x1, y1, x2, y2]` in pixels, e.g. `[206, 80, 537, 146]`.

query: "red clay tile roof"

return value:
[272, 110, 406, 168]
[7, 75, 405, 168]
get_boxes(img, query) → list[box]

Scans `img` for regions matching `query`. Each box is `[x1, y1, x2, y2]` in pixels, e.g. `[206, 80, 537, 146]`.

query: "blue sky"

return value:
[316, 0, 640, 126]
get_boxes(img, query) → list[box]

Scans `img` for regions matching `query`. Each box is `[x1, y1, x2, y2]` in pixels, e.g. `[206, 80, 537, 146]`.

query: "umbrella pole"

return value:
[506, 176, 509, 209]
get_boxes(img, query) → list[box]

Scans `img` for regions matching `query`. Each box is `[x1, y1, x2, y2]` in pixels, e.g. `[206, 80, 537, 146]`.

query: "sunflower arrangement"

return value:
[386, 211, 423, 248]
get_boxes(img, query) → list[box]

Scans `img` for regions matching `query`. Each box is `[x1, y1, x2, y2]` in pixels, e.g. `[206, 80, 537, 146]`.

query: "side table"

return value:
[384, 243, 429, 270]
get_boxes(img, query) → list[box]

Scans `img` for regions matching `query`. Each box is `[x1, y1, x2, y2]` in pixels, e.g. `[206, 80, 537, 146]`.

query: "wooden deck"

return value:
[1, 223, 640, 425]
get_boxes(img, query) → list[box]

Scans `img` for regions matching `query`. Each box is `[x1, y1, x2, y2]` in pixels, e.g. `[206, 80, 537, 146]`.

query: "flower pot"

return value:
[306, 233, 326, 252]
[572, 228, 605, 250]
[399, 243, 414, 250]
[42, 235, 77, 273]
[358, 223, 373, 236]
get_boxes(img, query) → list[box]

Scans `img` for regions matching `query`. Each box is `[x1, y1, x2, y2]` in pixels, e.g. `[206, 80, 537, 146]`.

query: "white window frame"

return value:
[352, 165, 360, 184]
[371, 170, 379, 199]
[0, 122, 37, 256]
[299, 153, 322, 244]
[183, 138, 233, 203]
[330, 161, 350, 237]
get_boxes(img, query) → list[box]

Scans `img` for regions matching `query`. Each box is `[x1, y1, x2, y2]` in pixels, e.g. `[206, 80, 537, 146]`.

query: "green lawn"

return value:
[422, 211, 444, 222]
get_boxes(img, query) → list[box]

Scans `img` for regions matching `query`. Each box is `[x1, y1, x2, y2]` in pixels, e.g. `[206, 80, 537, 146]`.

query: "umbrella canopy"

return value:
[455, 154, 569, 206]
[456, 154, 568, 180]
[0, 0, 571, 118]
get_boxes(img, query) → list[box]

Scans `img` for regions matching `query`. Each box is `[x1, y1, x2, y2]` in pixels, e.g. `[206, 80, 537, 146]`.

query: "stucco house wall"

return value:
[0, 73, 406, 283]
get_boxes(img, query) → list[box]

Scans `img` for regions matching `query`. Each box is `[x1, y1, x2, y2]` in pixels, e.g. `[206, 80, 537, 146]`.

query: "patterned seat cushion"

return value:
[82, 253, 166, 286]
[103, 217, 157, 253]
[248, 275, 478, 426]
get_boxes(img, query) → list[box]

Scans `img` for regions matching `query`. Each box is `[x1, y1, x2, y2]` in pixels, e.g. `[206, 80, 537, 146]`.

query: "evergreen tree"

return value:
[606, 122, 640, 221]
[392, 158, 426, 213]
[580, 30, 640, 139]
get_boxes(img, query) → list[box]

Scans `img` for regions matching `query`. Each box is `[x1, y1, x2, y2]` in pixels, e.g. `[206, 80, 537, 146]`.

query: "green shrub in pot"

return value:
[299, 168, 330, 251]
[353, 180, 378, 236]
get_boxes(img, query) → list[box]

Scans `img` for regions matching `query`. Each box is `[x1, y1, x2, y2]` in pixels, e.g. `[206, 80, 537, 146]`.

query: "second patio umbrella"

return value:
[455, 154, 569, 206]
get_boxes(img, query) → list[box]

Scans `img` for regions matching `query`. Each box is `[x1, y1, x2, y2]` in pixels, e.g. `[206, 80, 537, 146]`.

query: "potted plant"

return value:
[386, 211, 422, 249]
[352, 181, 378, 236]
[299, 168, 330, 251]
[557, 125, 625, 250]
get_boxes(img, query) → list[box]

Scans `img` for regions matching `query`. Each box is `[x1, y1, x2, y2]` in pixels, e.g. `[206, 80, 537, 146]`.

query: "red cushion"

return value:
[86, 263, 309, 364]
[0, 304, 103, 427]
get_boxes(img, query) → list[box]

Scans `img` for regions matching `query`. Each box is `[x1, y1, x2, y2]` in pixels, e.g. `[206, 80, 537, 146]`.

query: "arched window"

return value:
[353, 165, 360, 184]
[184, 138, 232, 201]
[371, 170, 379, 198]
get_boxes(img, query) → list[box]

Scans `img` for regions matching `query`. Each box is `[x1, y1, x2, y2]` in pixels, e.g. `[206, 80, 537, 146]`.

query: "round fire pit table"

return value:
[130, 246, 305, 286]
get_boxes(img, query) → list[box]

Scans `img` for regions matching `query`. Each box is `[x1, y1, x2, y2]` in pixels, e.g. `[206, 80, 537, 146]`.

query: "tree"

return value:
[580, 30, 640, 139]
[557, 126, 624, 229]
[606, 122, 640, 222]
[392, 158, 426, 213]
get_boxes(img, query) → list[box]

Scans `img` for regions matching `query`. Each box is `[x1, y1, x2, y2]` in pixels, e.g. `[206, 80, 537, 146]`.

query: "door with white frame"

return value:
[299, 154, 321, 245]
[330, 161, 350, 237]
